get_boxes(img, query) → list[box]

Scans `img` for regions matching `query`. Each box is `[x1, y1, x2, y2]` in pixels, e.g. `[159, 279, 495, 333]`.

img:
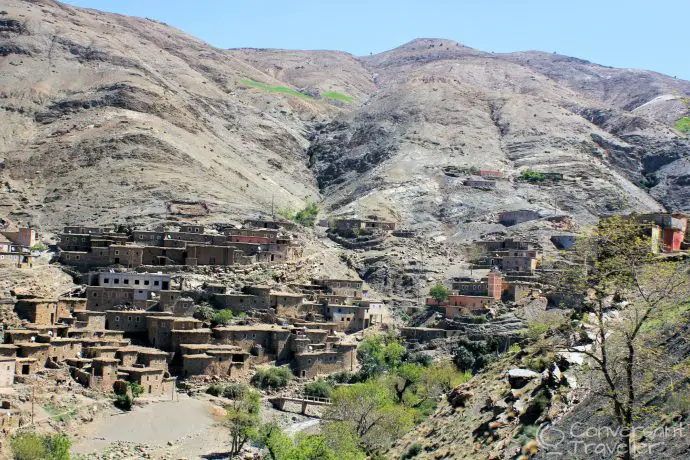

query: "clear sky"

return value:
[64, 0, 689, 80]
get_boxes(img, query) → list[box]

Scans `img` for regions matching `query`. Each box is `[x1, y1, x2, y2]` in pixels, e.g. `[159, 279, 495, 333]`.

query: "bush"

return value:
[194, 305, 215, 322]
[207, 383, 224, 397]
[115, 393, 133, 410]
[519, 169, 546, 182]
[10, 432, 72, 460]
[403, 443, 423, 459]
[293, 201, 319, 227]
[223, 383, 248, 400]
[251, 367, 293, 390]
[675, 116, 690, 134]
[303, 380, 334, 399]
[327, 371, 359, 384]
[212, 309, 234, 326]
[10, 432, 46, 460]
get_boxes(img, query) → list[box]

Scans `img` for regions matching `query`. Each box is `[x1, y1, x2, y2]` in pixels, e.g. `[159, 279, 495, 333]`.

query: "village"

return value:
[0, 208, 688, 458]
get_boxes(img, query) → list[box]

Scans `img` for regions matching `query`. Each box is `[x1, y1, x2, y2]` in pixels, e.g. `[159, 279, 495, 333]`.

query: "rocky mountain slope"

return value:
[1, 1, 688, 241]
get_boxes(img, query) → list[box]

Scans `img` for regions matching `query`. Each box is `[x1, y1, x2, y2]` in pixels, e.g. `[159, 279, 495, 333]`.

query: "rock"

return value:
[548, 363, 563, 386]
[507, 368, 540, 389]
[447, 384, 473, 407]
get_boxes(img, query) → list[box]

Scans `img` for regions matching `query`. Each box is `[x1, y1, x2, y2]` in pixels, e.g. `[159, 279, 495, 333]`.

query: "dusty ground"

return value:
[71, 393, 320, 459]
[72, 394, 228, 459]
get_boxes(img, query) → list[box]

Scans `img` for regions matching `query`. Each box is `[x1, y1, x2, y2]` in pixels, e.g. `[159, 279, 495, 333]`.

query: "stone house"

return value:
[170, 329, 212, 353]
[270, 292, 306, 316]
[48, 338, 82, 363]
[118, 367, 171, 396]
[314, 279, 364, 298]
[0, 357, 15, 388]
[499, 210, 542, 226]
[464, 179, 496, 190]
[179, 224, 205, 234]
[451, 272, 503, 299]
[291, 343, 357, 379]
[14, 299, 70, 325]
[180, 344, 249, 378]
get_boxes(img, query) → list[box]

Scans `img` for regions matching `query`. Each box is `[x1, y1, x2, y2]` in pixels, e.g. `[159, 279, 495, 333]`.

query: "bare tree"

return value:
[555, 216, 690, 459]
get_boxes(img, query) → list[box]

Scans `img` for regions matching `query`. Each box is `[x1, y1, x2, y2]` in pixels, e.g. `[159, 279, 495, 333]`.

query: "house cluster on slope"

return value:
[58, 220, 301, 269]
[0, 217, 391, 393]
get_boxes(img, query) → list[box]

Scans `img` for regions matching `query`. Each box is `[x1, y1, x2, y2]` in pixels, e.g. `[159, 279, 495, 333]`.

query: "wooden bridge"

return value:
[269, 394, 332, 414]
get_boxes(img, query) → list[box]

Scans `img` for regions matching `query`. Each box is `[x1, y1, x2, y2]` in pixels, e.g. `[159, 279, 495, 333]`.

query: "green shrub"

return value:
[327, 371, 358, 384]
[212, 309, 234, 326]
[429, 284, 449, 304]
[251, 366, 293, 390]
[468, 165, 480, 175]
[10, 432, 47, 460]
[30, 243, 47, 251]
[303, 380, 334, 399]
[519, 169, 546, 182]
[207, 383, 224, 397]
[675, 116, 690, 134]
[223, 383, 248, 400]
[403, 443, 423, 459]
[115, 393, 133, 410]
[293, 201, 319, 227]
[44, 434, 71, 460]
[508, 343, 522, 354]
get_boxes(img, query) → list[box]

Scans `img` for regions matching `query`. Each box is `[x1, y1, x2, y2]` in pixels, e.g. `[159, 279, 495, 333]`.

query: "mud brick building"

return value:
[314, 278, 365, 298]
[0, 357, 16, 388]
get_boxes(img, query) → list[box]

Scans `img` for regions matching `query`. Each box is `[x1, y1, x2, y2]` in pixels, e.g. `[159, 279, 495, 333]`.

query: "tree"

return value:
[10, 432, 71, 460]
[212, 308, 234, 326]
[324, 381, 414, 452]
[227, 389, 261, 456]
[429, 284, 449, 304]
[357, 335, 405, 379]
[303, 379, 333, 399]
[554, 216, 690, 459]
[251, 366, 293, 390]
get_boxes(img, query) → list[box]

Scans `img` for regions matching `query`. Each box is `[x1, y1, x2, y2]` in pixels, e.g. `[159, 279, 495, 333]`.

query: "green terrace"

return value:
[240, 79, 353, 103]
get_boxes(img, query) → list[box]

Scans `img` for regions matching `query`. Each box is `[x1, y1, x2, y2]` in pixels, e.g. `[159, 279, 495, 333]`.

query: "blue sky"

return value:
[65, 0, 689, 80]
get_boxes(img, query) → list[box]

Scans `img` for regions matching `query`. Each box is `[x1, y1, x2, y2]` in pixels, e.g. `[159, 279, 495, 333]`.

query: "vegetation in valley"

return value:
[322, 90, 354, 103]
[278, 201, 319, 227]
[10, 432, 71, 460]
[675, 116, 690, 134]
[240, 79, 314, 99]
[250, 366, 293, 390]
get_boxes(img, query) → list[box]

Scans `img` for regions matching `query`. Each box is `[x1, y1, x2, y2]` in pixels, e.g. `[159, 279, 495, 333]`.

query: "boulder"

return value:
[507, 368, 540, 389]
[447, 384, 473, 407]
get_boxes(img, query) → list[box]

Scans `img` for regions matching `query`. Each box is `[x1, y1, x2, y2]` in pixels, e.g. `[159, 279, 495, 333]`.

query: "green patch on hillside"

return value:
[240, 79, 313, 99]
[675, 116, 690, 134]
[641, 303, 690, 333]
[322, 90, 354, 103]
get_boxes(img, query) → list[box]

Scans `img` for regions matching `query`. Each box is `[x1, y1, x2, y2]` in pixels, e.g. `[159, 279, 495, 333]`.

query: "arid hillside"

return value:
[1, 1, 689, 239]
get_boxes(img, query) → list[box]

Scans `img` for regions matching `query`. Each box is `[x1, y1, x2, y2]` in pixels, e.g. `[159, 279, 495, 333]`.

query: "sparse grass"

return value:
[43, 404, 76, 423]
[641, 303, 690, 333]
[675, 116, 690, 134]
[322, 90, 354, 103]
[240, 79, 313, 99]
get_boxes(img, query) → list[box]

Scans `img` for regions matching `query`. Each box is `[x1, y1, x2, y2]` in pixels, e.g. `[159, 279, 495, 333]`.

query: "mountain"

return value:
[1, 1, 689, 238]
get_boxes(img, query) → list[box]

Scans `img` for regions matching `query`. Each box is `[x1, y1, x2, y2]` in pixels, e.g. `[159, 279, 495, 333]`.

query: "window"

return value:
[144, 280, 150, 286]
[114, 317, 119, 323]
[114, 279, 119, 284]
[153, 281, 159, 286]
[135, 280, 140, 285]
[93, 292, 98, 297]
[128, 316, 132, 321]
[124, 279, 129, 285]
[114, 250, 119, 255]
